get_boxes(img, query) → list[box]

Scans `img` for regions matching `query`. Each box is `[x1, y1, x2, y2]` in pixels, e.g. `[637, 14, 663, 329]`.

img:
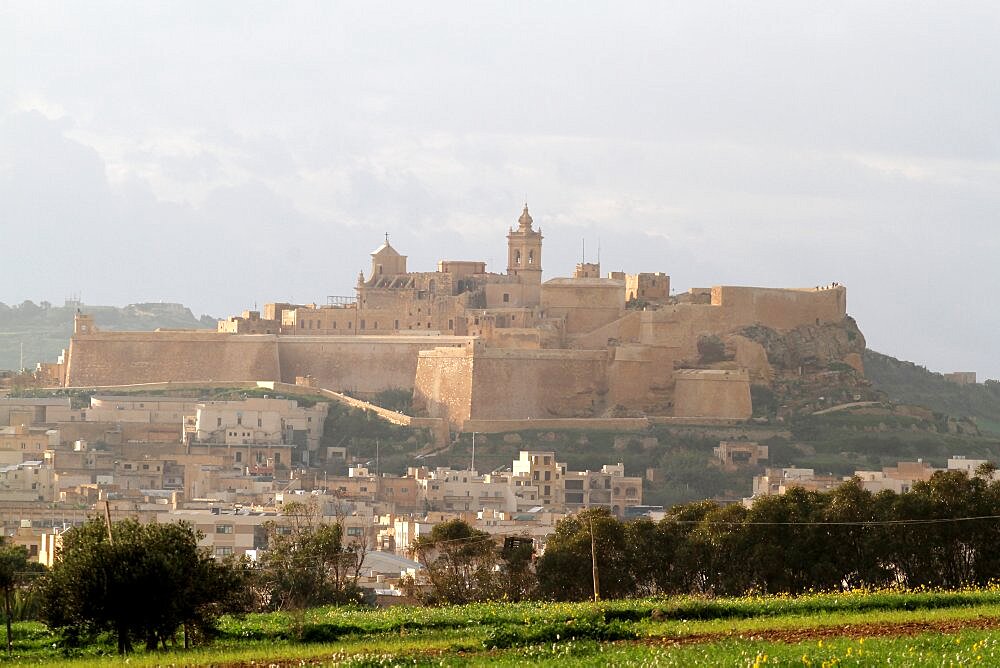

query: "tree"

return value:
[0, 542, 43, 652]
[256, 500, 366, 611]
[40, 518, 242, 654]
[410, 519, 500, 604]
[535, 508, 634, 601]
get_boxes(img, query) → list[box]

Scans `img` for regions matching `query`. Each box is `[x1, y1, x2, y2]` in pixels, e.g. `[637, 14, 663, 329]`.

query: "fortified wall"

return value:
[64, 332, 280, 387]
[413, 345, 610, 427]
[65, 331, 472, 394]
[276, 335, 470, 394]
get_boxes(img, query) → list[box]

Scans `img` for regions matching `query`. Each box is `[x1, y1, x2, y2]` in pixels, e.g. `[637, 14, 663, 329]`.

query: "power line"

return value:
[664, 514, 1000, 527]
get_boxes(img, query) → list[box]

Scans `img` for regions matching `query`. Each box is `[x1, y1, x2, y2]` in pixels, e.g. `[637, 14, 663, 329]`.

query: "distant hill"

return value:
[0, 300, 216, 371]
[863, 349, 1000, 434]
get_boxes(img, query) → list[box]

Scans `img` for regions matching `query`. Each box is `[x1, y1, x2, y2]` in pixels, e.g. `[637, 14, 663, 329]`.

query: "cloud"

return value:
[5, 2, 1000, 380]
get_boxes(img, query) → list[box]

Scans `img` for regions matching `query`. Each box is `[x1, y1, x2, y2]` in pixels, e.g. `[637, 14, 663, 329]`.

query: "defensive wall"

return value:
[540, 277, 625, 335]
[711, 285, 846, 331]
[63, 332, 472, 393]
[672, 369, 752, 419]
[275, 335, 471, 394]
[414, 346, 611, 430]
[64, 332, 280, 387]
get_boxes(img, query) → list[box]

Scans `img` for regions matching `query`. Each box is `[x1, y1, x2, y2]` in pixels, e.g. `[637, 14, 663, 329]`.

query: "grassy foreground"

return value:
[6, 588, 1000, 665]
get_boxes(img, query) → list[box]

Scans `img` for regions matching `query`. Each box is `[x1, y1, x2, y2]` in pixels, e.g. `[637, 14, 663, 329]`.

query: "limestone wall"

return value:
[711, 285, 846, 331]
[541, 278, 626, 335]
[673, 369, 752, 419]
[64, 332, 280, 387]
[413, 347, 612, 429]
[469, 348, 609, 421]
[412, 347, 474, 428]
[276, 335, 471, 394]
[569, 311, 642, 349]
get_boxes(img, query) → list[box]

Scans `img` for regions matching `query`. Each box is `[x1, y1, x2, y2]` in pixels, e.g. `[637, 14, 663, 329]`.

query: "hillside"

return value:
[0, 300, 216, 371]
[863, 349, 1000, 434]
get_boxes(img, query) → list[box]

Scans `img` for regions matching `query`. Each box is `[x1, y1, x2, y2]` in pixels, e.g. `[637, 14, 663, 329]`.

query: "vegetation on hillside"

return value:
[864, 349, 1000, 434]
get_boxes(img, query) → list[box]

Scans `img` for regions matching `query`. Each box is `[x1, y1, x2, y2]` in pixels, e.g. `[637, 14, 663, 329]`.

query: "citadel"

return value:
[50, 205, 862, 433]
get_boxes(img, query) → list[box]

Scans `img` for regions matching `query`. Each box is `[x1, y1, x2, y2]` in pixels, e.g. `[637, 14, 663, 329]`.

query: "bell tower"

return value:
[507, 204, 543, 285]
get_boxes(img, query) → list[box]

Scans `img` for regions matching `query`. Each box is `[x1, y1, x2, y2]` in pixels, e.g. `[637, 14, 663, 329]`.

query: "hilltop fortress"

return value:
[54, 206, 867, 430]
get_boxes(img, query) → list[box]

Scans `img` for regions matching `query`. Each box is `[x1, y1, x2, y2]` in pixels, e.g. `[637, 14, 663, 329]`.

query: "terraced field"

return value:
[7, 589, 1000, 666]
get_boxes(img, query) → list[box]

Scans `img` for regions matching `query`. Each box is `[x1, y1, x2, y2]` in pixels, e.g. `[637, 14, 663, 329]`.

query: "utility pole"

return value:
[589, 514, 599, 602]
[103, 500, 114, 545]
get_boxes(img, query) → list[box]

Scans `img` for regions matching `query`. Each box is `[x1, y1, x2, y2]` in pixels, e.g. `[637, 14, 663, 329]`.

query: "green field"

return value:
[6, 588, 1000, 666]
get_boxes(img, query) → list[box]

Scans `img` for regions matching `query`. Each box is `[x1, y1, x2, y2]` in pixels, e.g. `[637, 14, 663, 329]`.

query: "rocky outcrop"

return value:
[736, 317, 866, 373]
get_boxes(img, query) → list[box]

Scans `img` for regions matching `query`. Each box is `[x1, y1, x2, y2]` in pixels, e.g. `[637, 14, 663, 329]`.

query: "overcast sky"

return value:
[2, 2, 998, 378]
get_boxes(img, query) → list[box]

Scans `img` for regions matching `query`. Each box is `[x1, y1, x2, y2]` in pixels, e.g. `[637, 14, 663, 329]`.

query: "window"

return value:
[544, 471, 551, 481]
[360, 320, 365, 330]
[394, 320, 399, 329]
[544, 485, 551, 495]
[237, 414, 242, 425]
[217, 417, 222, 427]
[346, 526, 363, 537]
[235, 452, 243, 463]
[299, 320, 304, 328]
[448, 319, 453, 329]
[528, 250, 534, 265]
[215, 546, 234, 557]
[503, 293, 510, 303]
[333, 321, 337, 329]
[374, 321, 378, 329]
[274, 453, 280, 465]
[216, 524, 234, 534]
[142, 464, 149, 470]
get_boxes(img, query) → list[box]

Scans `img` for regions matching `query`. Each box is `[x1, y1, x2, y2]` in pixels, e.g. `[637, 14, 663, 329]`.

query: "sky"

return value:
[2, 1, 999, 378]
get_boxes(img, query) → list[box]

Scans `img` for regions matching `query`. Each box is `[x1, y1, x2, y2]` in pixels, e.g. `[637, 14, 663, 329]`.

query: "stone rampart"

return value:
[673, 369, 752, 419]
[64, 332, 280, 387]
[469, 348, 608, 422]
[276, 335, 471, 394]
[413, 346, 612, 429]
[711, 285, 846, 331]
[413, 347, 474, 429]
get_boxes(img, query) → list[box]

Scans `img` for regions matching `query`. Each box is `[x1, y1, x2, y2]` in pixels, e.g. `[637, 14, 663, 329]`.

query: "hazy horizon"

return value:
[4, 2, 999, 379]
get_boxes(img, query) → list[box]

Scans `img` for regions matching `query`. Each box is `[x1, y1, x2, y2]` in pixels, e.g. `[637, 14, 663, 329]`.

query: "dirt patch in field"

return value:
[213, 616, 1000, 666]
[650, 615, 1000, 646]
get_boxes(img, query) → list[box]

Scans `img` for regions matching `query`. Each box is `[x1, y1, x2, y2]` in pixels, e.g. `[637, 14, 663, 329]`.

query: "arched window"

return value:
[528, 250, 534, 265]
[515, 250, 521, 266]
